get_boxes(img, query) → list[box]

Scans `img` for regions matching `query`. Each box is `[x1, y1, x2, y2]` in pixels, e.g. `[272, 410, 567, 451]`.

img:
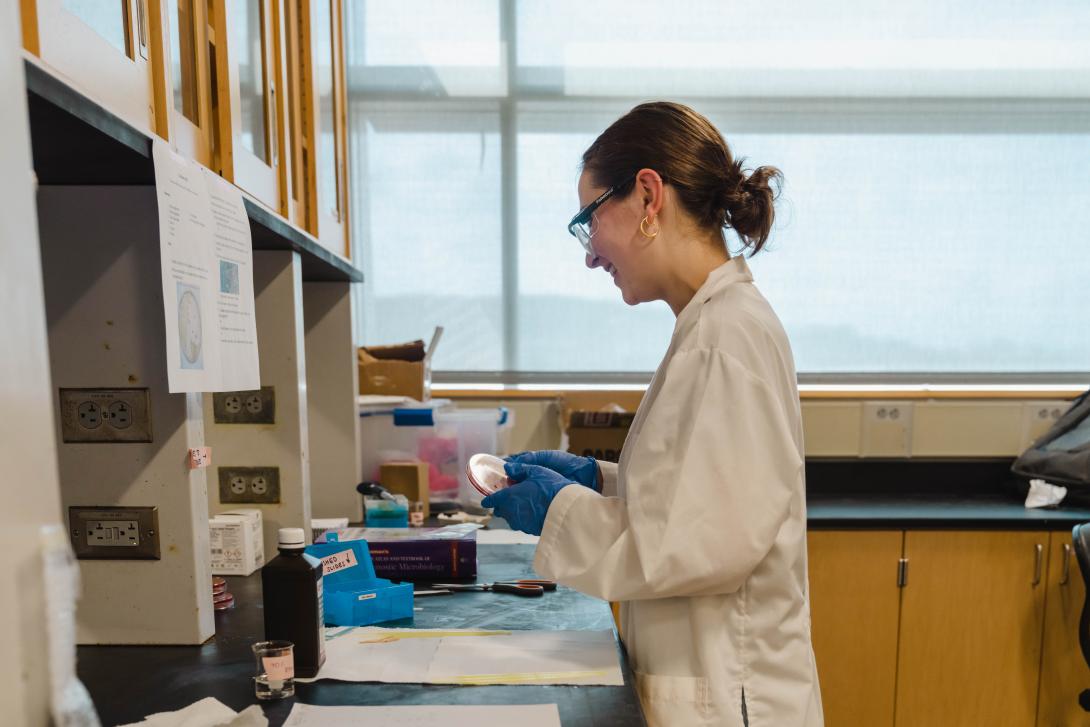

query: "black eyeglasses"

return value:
[567, 173, 636, 256]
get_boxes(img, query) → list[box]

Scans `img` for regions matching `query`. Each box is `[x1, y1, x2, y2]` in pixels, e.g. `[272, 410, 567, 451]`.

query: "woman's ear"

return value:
[635, 168, 665, 220]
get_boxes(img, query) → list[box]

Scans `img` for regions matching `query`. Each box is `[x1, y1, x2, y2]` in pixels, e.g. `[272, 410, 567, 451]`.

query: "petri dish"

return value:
[467, 454, 511, 498]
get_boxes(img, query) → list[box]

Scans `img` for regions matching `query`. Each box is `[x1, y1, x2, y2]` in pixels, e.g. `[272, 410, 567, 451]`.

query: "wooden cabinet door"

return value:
[1037, 530, 1090, 726]
[895, 531, 1048, 727]
[31, 0, 156, 133]
[808, 531, 902, 727]
[159, 0, 213, 165]
[292, 0, 349, 257]
[211, 0, 289, 214]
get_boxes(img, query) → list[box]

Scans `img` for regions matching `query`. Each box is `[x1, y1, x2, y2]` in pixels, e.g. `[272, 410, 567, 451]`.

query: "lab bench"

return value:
[803, 480, 1090, 727]
[76, 544, 647, 727]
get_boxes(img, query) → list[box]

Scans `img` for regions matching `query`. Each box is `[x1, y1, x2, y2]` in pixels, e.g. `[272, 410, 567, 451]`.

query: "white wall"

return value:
[0, 2, 66, 723]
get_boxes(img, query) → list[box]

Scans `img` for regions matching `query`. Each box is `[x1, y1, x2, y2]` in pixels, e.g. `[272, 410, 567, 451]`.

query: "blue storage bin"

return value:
[304, 540, 413, 626]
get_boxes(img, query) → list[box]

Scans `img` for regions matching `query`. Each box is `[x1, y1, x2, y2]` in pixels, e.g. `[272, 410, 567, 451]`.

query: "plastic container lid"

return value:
[467, 453, 511, 497]
[278, 527, 307, 549]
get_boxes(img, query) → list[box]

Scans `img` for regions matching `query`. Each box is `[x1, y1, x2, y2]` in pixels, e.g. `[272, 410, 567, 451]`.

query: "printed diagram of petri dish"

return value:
[177, 283, 203, 369]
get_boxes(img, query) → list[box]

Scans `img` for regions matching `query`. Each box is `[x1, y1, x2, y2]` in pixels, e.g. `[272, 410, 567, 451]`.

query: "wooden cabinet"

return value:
[1037, 530, 1090, 726]
[210, 0, 291, 214]
[23, 0, 158, 133]
[895, 531, 1048, 726]
[808, 531, 902, 727]
[158, 0, 213, 165]
[810, 529, 1071, 727]
[287, 0, 349, 257]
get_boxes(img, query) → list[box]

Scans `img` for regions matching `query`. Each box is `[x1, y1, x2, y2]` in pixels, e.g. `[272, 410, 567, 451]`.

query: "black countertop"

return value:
[807, 494, 1090, 530]
[800, 459, 1090, 530]
[77, 545, 646, 727]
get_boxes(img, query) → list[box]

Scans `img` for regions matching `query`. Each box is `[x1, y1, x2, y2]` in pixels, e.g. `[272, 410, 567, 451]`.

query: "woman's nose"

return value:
[586, 253, 601, 269]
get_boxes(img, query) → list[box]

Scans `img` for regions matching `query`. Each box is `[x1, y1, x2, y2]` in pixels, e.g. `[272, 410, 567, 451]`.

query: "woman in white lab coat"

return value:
[481, 102, 823, 726]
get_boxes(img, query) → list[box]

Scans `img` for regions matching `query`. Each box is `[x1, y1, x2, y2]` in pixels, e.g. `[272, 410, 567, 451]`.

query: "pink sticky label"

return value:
[262, 654, 294, 680]
[320, 548, 358, 575]
[188, 447, 212, 469]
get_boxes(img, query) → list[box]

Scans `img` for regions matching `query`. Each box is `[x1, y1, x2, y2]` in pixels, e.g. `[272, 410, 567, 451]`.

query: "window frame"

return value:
[346, 0, 1090, 385]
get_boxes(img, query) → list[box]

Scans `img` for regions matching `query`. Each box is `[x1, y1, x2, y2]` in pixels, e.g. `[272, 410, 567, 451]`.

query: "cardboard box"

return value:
[358, 327, 442, 401]
[379, 461, 430, 518]
[566, 410, 636, 463]
[209, 509, 265, 576]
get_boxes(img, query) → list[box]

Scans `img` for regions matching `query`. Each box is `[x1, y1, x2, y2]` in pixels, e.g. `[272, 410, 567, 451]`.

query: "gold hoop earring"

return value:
[640, 216, 659, 239]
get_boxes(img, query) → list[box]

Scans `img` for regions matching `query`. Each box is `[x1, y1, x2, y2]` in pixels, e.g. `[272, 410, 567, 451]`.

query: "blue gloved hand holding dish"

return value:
[504, 450, 601, 492]
[481, 462, 577, 536]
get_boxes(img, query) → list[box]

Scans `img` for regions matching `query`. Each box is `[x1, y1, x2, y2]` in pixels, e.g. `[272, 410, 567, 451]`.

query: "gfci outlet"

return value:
[59, 388, 152, 443]
[218, 466, 281, 504]
[213, 386, 275, 424]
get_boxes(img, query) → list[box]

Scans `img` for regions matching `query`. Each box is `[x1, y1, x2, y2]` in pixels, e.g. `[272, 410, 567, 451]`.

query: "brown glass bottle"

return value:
[261, 528, 325, 678]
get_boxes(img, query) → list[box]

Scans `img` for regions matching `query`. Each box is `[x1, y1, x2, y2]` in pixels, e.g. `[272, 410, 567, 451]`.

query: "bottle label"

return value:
[320, 548, 358, 576]
[316, 576, 326, 659]
[262, 654, 294, 681]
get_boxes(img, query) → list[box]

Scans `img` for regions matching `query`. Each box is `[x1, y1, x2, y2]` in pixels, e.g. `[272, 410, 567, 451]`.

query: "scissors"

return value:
[429, 579, 557, 597]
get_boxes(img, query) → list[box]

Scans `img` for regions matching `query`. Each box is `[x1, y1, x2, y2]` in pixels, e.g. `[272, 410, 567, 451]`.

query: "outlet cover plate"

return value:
[59, 388, 152, 443]
[212, 386, 275, 424]
[861, 401, 914, 457]
[69, 506, 160, 559]
[218, 466, 281, 504]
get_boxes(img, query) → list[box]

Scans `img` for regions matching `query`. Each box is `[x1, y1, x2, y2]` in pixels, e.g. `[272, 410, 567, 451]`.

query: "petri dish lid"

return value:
[466, 453, 511, 498]
[213, 593, 235, 611]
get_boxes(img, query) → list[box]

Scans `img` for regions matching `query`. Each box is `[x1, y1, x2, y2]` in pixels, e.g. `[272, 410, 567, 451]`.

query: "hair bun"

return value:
[723, 163, 782, 251]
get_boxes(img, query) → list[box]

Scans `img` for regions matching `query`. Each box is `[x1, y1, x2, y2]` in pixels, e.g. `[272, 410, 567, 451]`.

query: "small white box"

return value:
[210, 509, 265, 576]
[312, 517, 350, 544]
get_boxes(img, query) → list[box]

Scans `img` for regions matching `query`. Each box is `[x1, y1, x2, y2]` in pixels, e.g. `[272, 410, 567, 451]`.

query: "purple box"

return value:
[319, 524, 478, 582]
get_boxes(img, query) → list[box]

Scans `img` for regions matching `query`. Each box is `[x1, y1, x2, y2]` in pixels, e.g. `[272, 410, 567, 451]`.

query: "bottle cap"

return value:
[278, 527, 307, 549]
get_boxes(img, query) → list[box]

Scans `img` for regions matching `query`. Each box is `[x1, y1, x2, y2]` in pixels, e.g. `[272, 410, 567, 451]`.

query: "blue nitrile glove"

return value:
[481, 462, 577, 536]
[505, 450, 601, 492]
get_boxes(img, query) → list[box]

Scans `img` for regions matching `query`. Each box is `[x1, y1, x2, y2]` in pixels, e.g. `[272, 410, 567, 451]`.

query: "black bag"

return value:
[1011, 390, 1090, 504]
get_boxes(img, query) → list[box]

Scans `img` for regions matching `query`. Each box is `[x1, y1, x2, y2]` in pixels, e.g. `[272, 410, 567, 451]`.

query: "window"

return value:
[346, 1, 1090, 382]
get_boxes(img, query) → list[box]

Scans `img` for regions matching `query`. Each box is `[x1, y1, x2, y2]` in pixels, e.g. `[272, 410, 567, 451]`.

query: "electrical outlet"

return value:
[861, 402, 913, 457]
[69, 506, 160, 560]
[212, 386, 275, 424]
[218, 466, 280, 504]
[1020, 401, 1067, 450]
[59, 388, 152, 443]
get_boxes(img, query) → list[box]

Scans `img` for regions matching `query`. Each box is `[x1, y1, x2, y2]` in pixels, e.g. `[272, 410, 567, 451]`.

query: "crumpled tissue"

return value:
[1024, 478, 1068, 509]
[118, 697, 267, 727]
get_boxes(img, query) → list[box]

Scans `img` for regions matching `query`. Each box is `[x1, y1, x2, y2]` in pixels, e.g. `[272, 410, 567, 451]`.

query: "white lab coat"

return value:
[535, 256, 823, 726]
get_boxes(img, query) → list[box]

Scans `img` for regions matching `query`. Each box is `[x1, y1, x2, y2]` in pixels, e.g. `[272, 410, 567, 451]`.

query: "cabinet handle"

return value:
[1033, 543, 1044, 586]
[135, 0, 149, 60]
[897, 558, 908, 588]
[1061, 543, 1072, 586]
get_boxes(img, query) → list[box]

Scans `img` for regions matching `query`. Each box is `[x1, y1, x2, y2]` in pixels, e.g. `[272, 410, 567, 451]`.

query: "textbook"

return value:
[318, 524, 478, 582]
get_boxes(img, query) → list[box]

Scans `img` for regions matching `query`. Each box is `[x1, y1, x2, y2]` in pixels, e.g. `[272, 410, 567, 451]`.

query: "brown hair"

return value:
[581, 101, 782, 254]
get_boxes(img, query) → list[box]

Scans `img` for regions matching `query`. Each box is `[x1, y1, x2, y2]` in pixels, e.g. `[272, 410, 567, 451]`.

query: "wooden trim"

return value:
[20, 0, 39, 55]
[146, 0, 169, 139]
[434, 387, 1083, 402]
[800, 389, 1083, 400]
[208, 0, 232, 176]
[333, 0, 350, 259]
[296, 0, 318, 234]
[270, 0, 291, 218]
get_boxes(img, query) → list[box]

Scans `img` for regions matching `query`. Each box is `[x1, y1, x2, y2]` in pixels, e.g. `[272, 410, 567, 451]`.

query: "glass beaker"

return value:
[252, 640, 294, 700]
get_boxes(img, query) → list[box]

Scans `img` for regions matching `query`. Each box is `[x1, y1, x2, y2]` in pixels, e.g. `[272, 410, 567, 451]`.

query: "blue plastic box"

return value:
[304, 540, 413, 626]
[364, 495, 409, 527]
